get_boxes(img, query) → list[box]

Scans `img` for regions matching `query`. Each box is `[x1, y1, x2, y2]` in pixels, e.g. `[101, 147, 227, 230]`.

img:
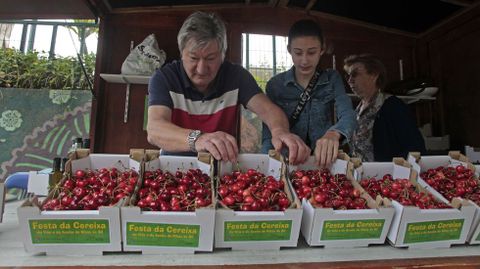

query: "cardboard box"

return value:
[121, 151, 216, 254]
[214, 152, 303, 250]
[465, 145, 480, 164]
[17, 150, 142, 255]
[424, 135, 450, 151]
[355, 158, 474, 248]
[27, 171, 50, 196]
[408, 152, 479, 245]
[290, 154, 394, 248]
[18, 198, 123, 255]
[0, 183, 5, 223]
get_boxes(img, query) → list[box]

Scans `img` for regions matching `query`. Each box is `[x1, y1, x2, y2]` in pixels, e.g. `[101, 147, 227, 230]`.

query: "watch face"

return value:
[190, 130, 201, 139]
[188, 130, 202, 152]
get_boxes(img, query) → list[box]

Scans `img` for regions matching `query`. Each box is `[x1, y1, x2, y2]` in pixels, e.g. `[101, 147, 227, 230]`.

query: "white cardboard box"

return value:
[0, 183, 5, 223]
[18, 199, 123, 255]
[291, 154, 394, 247]
[17, 151, 141, 255]
[408, 152, 480, 245]
[465, 145, 480, 164]
[27, 171, 49, 196]
[121, 152, 216, 254]
[355, 158, 474, 248]
[214, 153, 303, 250]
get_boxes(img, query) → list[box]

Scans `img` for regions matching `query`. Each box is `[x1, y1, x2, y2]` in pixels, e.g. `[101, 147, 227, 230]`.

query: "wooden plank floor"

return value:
[2, 256, 480, 269]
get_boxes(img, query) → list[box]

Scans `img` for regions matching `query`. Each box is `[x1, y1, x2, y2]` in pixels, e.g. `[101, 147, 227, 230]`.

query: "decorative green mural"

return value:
[0, 88, 92, 181]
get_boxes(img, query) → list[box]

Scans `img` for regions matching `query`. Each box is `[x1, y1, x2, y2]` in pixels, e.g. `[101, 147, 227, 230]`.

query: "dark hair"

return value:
[288, 19, 324, 48]
[344, 53, 387, 89]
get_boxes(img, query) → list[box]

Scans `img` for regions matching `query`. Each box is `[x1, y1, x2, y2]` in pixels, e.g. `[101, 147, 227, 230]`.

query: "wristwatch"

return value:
[187, 130, 203, 152]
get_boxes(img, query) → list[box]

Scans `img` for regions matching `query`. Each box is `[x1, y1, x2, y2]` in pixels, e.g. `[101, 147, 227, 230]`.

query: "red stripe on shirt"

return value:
[172, 105, 239, 136]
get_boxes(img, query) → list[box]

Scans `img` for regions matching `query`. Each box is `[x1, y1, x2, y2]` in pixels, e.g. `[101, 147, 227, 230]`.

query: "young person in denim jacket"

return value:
[343, 53, 425, 161]
[262, 19, 356, 167]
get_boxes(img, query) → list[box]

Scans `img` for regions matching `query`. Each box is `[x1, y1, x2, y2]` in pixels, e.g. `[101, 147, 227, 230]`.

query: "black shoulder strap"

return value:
[289, 67, 322, 128]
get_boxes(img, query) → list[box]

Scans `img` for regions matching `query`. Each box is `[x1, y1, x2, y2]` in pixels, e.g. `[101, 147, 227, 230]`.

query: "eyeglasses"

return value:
[345, 70, 361, 79]
[345, 68, 366, 79]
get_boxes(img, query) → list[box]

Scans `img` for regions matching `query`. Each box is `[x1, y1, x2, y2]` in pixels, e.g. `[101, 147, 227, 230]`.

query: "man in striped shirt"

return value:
[147, 11, 309, 164]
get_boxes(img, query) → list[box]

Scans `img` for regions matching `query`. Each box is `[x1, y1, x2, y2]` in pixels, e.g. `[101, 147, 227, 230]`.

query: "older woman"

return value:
[344, 54, 425, 161]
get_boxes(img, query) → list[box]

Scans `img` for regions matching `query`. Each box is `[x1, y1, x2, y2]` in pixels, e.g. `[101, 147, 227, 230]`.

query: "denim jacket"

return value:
[261, 67, 357, 153]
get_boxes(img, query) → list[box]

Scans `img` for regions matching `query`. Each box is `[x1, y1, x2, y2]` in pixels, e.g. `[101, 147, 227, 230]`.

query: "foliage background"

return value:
[0, 48, 95, 90]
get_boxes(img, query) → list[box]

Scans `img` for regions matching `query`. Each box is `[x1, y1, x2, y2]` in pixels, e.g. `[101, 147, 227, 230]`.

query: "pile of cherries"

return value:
[359, 174, 451, 209]
[420, 165, 480, 206]
[135, 168, 212, 211]
[42, 167, 138, 211]
[217, 168, 291, 211]
[290, 169, 368, 210]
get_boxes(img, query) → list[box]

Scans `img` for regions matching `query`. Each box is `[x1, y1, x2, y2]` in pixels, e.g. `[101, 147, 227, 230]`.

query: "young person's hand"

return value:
[314, 130, 341, 167]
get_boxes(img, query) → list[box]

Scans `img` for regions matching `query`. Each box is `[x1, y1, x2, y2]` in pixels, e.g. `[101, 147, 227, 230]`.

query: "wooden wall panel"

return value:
[418, 5, 480, 149]
[93, 6, 417, 153]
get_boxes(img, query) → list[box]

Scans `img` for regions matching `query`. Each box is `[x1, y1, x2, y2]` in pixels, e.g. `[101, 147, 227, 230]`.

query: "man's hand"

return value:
[314, 130, 341, 167]
[195, 131, 238, 162]
[271, 131, 310, 165]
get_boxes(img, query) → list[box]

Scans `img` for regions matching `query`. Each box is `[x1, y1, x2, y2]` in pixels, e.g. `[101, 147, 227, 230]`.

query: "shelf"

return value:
[100, 73, 150, 84]
[347, 93, 436, 104]
[99, 73, 151, 123]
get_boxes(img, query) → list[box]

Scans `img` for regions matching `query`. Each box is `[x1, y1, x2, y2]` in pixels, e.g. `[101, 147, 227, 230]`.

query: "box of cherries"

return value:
[214, 151, 302, 250]
[357, 156, 474, 248]
[288, 152, 394, 247]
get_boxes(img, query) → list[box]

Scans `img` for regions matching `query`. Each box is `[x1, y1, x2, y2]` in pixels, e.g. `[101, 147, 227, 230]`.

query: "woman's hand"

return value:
[314, 130, 341, 167]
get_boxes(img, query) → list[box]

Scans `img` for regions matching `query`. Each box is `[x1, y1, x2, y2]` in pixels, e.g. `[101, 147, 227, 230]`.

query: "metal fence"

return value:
[242, 33, 292, 90]
[0, 20, 98, 58]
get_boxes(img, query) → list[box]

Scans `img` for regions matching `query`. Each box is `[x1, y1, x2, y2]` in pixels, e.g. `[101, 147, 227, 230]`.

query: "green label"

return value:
[29, 219, 110, 244]
[320, 219, 385, 240]
[126, 222, 200, 247]
[224, 220, 292, 241]
[404, 219, 464, 244]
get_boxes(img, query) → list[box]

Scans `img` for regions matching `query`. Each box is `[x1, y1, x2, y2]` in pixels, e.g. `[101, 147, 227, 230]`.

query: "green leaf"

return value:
[0, 48, 95, 90]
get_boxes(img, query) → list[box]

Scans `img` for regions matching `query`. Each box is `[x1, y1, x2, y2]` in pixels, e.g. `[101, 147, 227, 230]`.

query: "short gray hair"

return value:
[177, 11, 227, 59]
[344, 53, 387, 89]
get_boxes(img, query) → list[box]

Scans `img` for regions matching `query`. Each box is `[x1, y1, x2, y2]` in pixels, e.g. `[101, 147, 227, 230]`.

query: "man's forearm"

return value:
[248, 94, 290, 137]
[264, 105, 291, 137]
[147, 121, 191, 152]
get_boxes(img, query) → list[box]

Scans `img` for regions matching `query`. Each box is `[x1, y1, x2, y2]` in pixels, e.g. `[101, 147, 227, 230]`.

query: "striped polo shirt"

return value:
[148, 60, 261, 137]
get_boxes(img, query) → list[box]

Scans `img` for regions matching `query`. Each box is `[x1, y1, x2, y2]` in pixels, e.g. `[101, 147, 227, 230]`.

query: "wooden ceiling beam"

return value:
[0, 0, 96, 19]
[278, 0, 290, 8]
[305, 0, 318, 11]
[108, 3, 268, 14]
[308, 9, 417, 38]
[269, 0, 279, 6]
[422, 0, 480, 36]
[440, 0, 474, 7]
[99, 0, 112, 13]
